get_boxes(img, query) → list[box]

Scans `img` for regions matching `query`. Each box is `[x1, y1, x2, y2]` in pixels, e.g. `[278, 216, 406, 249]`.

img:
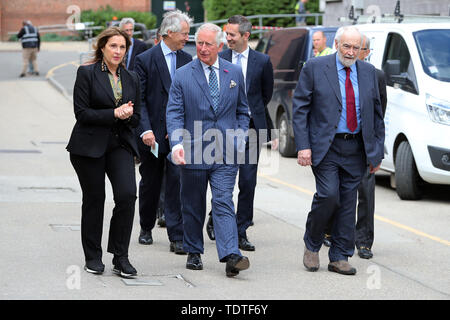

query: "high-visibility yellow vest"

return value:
[316, 47, 333, 57]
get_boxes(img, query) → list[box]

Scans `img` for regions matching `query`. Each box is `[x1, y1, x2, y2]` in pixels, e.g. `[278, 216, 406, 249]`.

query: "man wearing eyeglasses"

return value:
[134, 10, 193, 255]
[293, 26, 385, 276]
[322, 34, 387, 260]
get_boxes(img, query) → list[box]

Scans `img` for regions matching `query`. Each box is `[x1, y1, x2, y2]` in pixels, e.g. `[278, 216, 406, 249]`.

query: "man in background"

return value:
[17, 20, 40, 77]
[120, 18, 147, 71]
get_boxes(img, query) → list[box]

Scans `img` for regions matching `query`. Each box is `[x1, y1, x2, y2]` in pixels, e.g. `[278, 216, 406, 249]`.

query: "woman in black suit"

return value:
[67, 27, 141, 278]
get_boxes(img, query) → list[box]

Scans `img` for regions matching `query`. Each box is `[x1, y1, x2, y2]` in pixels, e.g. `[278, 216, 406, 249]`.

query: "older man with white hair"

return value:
[166, 23, 251, 277]
[292, 26, 385, 275]
[134, 10, 193, 254]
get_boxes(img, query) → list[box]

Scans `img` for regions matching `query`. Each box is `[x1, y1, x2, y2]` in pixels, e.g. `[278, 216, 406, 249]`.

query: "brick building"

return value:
[0, 0, 151, 41]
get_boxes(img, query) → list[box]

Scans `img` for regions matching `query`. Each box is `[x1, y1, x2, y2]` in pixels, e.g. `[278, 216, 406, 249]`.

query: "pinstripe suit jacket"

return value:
[166, 57, 250, 169]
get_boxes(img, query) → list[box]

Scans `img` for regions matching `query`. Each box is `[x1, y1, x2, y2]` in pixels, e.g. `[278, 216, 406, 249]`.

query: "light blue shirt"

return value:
[336, 54, 361, 133]
[126, 38, 134, 69]
[161, 39, 176, 76]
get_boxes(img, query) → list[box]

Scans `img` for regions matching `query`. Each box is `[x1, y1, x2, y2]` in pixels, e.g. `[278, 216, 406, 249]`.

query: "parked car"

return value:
[356, 22, 450, 200]
[255, 26, 338, 157]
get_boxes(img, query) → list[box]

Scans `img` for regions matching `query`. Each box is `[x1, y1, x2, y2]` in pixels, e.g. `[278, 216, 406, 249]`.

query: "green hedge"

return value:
[203, 0, 320, 28]
[80, 5, 156, 36]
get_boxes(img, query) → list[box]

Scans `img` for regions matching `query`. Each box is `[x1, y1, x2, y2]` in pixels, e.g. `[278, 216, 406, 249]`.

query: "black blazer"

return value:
[219, 48, 274, 140]
[376, 68, 387, 117]
[127, 38, 147, 71]
[66, 61, 141, 158]
[134, 43, 192, 154]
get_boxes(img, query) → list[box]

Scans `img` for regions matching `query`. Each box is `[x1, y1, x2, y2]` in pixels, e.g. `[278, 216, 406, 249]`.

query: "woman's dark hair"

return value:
[89, 27, 131, 65]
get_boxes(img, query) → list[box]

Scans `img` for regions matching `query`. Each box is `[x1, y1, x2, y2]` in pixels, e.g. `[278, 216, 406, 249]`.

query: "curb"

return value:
[47, 75, 72, 103]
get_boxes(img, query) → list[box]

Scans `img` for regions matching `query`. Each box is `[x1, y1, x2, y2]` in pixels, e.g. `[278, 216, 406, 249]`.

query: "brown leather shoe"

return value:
[303, 248, 319, 272]
[328, 260, 357, 275]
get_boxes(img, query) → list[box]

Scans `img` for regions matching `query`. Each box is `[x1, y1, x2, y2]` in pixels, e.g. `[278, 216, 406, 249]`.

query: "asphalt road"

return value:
[0, 42, 449, 302]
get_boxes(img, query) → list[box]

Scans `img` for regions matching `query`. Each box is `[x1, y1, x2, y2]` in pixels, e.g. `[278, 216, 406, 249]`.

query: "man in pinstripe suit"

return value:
[166, 23, 251, 277]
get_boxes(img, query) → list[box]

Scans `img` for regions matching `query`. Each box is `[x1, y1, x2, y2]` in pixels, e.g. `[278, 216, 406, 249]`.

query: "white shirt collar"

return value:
[200, 57, 220, 71]
[232, 46, 250, 59]
[161, 39, 175, 56]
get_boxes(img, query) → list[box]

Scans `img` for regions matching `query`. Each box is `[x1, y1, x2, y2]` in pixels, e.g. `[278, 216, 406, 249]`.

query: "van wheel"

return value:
[277, 112, 296, 157]
[395, 141, 422, 200]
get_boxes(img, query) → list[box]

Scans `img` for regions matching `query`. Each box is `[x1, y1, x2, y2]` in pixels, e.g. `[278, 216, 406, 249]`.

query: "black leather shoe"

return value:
[19, 73, 26, 78]
[170, 241, 187, 255]
[323, 234, 332, 247]
[112, 256, 137, 278]
[225, 254, 250, 277]
[138, 229, 153, 245]
[357, 247, 373, 259]
[206, 213, 215, 241]
[157, 214, 166, 228]
[84, 259, 105, 274]
[238, 237, 255, 251]
[186, 253, 203, 270]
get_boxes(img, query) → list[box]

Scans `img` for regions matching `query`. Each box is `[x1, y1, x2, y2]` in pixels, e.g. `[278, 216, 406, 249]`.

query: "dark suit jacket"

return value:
[166, 58, 250, 169]
[292, 53, 385, 167]
[219, 48, 274, 140]
[66, 61, 141, 158]
[376, 68, 387, 117]
[127, 38, 147, 71]
[134, 42, 192, 155]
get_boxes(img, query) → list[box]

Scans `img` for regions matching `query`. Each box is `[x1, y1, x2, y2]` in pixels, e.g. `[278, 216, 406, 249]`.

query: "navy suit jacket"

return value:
[127, 38, 147, 71]
[219, 48, 274, 140]
[134, 43, 192, 154]
[166, 58, 250, 169]
[292, 53, 385, 167]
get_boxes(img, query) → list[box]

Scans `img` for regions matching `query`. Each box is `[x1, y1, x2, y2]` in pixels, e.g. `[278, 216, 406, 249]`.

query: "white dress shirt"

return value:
[232, 46, 249, 84]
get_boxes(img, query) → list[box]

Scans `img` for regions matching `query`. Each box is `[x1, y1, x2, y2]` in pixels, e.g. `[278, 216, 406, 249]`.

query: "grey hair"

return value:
[362, 34, 371, 49]
[195, 23, 223, 47]
[160, 10, 193, 36]
[227, 15, 252, 35]
[335, 25, 362, 45]
[119, 17, 135, 28]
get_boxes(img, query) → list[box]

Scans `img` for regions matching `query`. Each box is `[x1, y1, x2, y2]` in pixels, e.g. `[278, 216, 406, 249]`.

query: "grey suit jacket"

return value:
[292, 53, 384, 167]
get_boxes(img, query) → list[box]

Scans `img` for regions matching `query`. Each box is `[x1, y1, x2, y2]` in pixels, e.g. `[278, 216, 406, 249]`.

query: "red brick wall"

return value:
[0, 0, 150, 40]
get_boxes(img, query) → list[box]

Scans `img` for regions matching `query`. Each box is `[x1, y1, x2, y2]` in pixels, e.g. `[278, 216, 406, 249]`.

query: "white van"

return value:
[356, 23, 450, 200]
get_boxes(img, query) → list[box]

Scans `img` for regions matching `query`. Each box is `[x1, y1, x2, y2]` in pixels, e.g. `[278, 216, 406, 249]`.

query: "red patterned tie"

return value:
[344, 67, 357, 132]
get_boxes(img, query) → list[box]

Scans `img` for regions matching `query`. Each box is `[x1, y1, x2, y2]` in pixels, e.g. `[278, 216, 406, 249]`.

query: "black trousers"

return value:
[138, 149, 183, 242]
[355, 167, 375, 249]
[70, 135, 137, 263]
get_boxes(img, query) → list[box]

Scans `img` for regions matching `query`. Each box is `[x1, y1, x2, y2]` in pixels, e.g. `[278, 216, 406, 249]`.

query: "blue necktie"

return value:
[170, 51, 176, 79]
[236, 53, 242, 68]
[208, 66, 219, 112]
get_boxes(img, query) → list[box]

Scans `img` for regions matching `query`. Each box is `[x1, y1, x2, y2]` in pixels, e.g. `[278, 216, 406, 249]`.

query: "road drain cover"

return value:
[121, 278, 163, 286]
[49, 224, 80, 231]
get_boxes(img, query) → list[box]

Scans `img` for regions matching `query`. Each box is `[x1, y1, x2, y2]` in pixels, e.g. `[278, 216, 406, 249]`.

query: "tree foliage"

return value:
[203, 0, 320, 28]
[80, 5, 157, 36]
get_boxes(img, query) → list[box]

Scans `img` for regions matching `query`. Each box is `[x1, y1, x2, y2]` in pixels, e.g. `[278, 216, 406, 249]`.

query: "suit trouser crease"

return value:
[70, 139, 136, 262]
[181, 165, 241, 261]
[304, 137, 365, 262]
